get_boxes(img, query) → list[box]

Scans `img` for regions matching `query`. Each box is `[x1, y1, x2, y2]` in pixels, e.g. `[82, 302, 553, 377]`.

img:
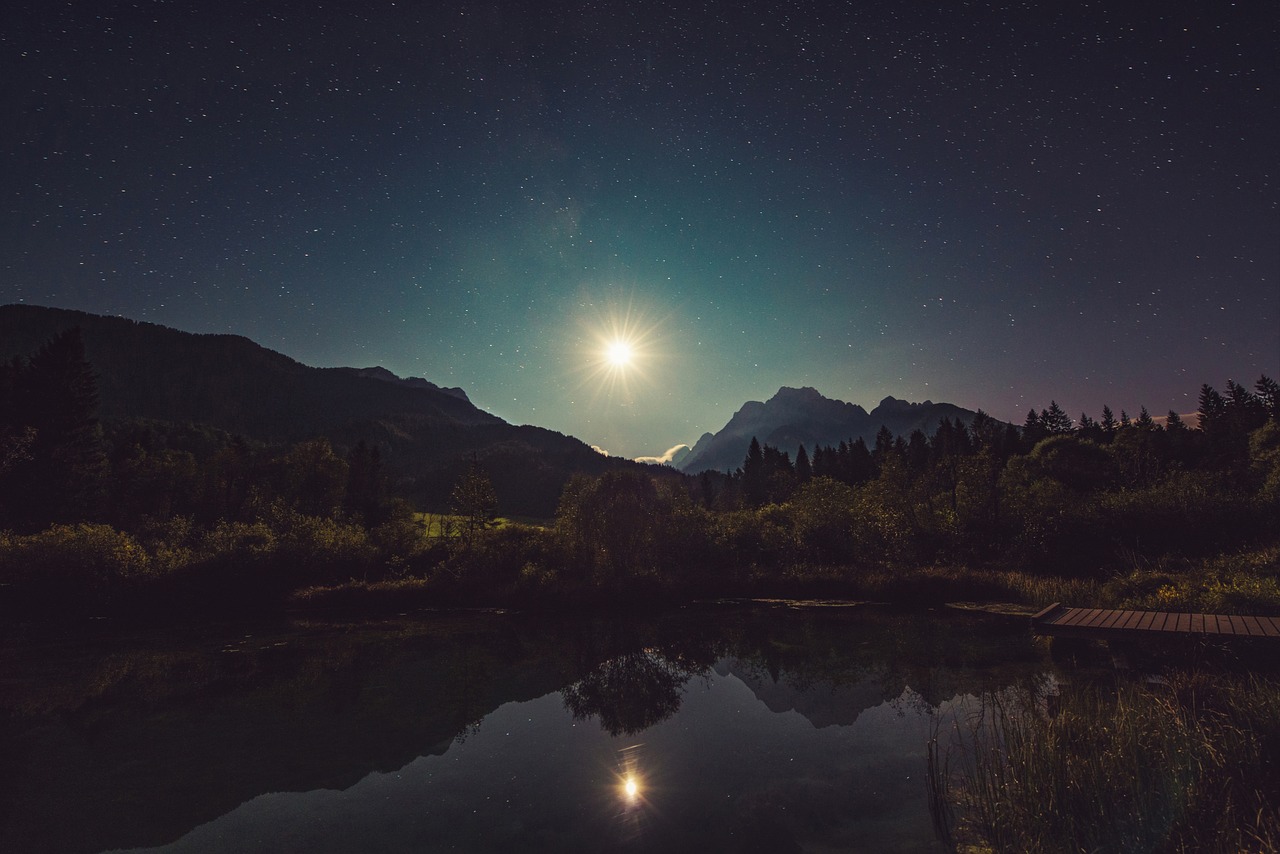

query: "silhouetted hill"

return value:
[0, 305, 498, 435]
[678, 386, 981, 473]
[0, 305, 668, 516]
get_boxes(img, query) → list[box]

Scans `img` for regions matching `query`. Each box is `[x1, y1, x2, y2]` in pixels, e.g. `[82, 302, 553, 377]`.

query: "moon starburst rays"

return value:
[572, 300, 666, 406]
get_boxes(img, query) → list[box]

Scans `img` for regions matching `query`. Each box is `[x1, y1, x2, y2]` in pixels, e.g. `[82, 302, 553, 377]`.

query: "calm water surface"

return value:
[1, 605, 1055, 853]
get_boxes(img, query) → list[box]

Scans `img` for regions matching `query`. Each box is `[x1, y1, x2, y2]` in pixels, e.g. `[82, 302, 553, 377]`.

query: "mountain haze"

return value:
[678, 386, 982, 474]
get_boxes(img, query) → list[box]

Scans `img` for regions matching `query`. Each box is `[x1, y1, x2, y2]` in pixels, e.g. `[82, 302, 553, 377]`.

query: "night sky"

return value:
[4, 1, 1276, 459]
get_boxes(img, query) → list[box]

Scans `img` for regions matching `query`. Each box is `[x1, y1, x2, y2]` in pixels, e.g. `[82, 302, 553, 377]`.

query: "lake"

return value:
[1, 605, 1058, 853]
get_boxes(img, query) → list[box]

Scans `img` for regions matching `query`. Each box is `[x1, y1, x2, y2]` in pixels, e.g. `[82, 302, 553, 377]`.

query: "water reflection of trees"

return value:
[722, 607, 1049, 715]
[562, 650, 708, 736]
[558, 608, 1051, 736]
[1, 607, 1049, 853]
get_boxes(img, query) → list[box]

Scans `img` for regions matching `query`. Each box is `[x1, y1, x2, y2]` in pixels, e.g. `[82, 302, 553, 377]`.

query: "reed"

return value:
[930, 672, 1280, 852]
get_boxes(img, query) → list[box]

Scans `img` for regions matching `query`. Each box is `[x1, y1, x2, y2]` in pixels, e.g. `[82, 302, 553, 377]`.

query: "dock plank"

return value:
[1064, 606, 1095, 627]
[1031, 605, 1280, 643]
[1120, 611, 1145, 630]
[1100, 610, 1127, 630]
[1081, 609, 1110, 628]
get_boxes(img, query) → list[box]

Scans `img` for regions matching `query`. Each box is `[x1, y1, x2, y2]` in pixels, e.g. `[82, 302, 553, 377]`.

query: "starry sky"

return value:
[4, 0, 1277, 459]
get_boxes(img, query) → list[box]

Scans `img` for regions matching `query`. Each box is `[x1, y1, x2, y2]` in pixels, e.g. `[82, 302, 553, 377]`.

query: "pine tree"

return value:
[1043, 401, 1073, 434]
[848, 438, 873, 484]
[741, 437, 767, 507]
[906, 429, 929, 473]
[760, 443, 795, 503]
[795, 444, 812, 482]
[969, 409, 995, 452]
[1080, 413, 1106, 444]
[1, 328, 108, 529]
[1197, 384, 1227, 433]
[873, 425, 896, 462]
[1225, 379, 1267, 431]
[1022, 409, 1046, 448]
[834, 441, 850, 480]
[1100, 405, 1118, 437]
[1255, 375, 1279, 421]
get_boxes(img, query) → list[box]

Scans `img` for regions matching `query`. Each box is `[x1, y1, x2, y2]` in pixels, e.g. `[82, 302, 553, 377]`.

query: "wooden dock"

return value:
[1032, 603, 1280, 641]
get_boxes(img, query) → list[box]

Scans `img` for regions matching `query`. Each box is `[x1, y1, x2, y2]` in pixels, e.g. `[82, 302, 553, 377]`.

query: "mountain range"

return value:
[2, 304, 991, 509]
[0, 304, 658, 516]
[676, 385, 981, 474]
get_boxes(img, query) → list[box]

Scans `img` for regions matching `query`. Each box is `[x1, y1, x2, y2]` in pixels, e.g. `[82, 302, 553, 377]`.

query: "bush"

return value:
[271, 509, 374, 585]
[0, 523, 150, 615]
[707, 506, 793, 576]
[196, 519, 277, 562]
[442, 522, 559, 596]
[786, 477, 857, 564]
[1099, 470, 1265, 557]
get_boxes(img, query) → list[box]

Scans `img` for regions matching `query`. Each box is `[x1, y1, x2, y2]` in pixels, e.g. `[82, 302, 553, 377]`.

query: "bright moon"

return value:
[607, 340, 633, 367]
[573, 299, 664, 403]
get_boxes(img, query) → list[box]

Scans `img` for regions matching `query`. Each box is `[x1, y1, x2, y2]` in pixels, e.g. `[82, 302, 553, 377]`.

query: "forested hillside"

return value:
[0, 305, 666, 518]
[1, 310, 1276, 621]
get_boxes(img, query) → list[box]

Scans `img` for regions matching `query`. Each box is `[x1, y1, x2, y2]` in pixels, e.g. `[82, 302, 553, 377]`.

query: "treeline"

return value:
[1, 329, 409, 532]
[706, 381, 1278, 511]
[1, 327, 1278, 617]
[0, 329, 427, 615]
[305, 374, 1280, 612]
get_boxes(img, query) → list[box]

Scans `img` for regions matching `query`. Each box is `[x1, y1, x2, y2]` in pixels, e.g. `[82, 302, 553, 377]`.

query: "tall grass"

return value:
[1102, 545, 1280, 616]
[930, 672, 1280, 852]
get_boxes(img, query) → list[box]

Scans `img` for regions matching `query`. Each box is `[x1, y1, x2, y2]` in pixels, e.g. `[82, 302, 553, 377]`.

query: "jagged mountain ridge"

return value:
[678, 385, 981, 474]
[0, 304, 665, 515]
[337, 366, 473, 402]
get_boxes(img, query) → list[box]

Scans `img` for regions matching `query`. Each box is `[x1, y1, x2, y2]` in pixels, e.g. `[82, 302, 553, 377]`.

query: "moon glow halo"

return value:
[607, 340, 633, 368]
[571, 298, 667, 409]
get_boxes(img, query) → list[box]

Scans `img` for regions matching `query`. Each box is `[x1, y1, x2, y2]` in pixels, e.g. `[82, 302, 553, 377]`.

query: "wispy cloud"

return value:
[634, 443, 690, 465]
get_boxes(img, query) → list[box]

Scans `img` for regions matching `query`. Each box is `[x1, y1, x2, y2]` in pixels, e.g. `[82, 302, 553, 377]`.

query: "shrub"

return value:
[786, 477, 857, 564]
[271, 510, 374, 585]
[1099, 470, 1262, 557]
[0, 523, 149, 614]
[443, 522, 558, 595]
[706, 506, 793, 576]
